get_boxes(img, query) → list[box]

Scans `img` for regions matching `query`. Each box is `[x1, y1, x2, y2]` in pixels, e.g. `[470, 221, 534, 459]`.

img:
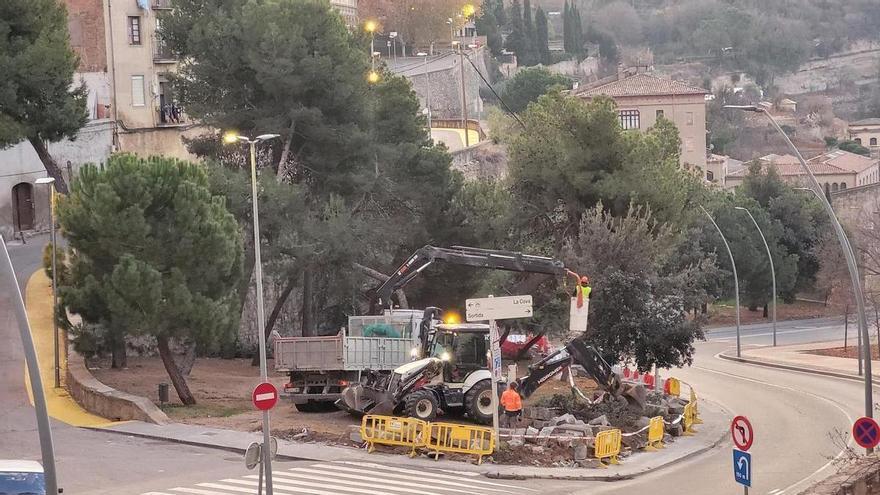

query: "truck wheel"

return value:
[403, 390, 439, 422]
[465, 380, 494, 425]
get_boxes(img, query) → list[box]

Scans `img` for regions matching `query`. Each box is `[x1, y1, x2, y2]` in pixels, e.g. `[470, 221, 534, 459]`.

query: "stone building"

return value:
[849, 118, 880, 157]
[574, 70, 709, 171]
[724, 154, 860, 192]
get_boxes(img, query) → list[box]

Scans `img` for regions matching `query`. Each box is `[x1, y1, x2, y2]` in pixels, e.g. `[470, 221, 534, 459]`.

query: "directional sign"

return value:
[733, 450, 751, 487]
[731, 416, 754, 452]
[252, 382, 279, 411]
[466, 295, 533, 322]
[853, 417, 880, 449]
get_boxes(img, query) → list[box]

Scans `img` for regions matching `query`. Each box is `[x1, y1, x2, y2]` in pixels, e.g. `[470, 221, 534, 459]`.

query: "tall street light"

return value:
[365, 20, 377, 70]
[727, 104, 874, 449]
[735, 206, 777, 347]
[223, 131, 281, 493]
[794, 186, 864, 375]
[417, 52, 432, 131]
[36, 176, 60, 388]
[700, 205, 742, 357]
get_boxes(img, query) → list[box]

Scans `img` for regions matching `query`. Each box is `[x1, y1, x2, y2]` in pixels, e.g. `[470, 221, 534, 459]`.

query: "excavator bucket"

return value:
[337, 384, 395, 416]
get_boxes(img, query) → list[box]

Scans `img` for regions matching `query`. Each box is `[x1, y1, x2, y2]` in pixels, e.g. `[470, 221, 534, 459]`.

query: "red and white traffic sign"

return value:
[731, 415, 754, 451]
[852, 417, 880, 449]
[252, 382, 278, 411]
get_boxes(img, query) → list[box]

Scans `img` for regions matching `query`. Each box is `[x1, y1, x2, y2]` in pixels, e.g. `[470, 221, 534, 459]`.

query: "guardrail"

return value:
[360, 414, 427, 456]
[426, 422, 494, 465]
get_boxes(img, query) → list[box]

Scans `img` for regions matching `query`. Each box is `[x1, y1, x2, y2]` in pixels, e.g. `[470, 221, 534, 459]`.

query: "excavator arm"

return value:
[374, 245, 569, 312]
[517, 335, 647, 410]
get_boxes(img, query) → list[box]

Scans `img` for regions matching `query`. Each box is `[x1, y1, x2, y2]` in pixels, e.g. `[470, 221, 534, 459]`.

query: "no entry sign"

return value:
[731, 416, 754, 452]
[252, 382, 278, 411]
[853, 417, 880, 449]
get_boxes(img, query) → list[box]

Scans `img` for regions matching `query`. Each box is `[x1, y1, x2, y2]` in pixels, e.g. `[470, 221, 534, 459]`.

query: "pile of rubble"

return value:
[496, 391, 691, 468]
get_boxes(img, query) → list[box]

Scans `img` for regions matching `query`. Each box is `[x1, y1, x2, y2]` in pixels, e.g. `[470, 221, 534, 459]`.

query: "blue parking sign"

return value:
[733, 450, 751, 487]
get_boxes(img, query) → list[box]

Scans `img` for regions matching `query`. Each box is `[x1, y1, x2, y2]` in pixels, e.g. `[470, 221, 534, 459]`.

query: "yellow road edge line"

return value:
[24, 270, 121, 427]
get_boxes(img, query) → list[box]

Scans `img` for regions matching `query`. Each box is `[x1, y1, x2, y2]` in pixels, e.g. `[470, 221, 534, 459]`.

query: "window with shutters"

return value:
[131, 75, 145, 106]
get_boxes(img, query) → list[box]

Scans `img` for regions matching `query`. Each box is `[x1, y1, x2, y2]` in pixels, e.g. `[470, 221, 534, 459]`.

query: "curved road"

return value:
[1, 237, 865, 494]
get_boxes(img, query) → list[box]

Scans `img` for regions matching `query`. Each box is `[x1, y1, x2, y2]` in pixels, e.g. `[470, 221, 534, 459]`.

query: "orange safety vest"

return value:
[500, 389, 523, 412]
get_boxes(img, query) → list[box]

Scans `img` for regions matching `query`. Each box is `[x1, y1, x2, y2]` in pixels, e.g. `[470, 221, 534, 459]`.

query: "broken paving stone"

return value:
[668, 404, 685, 415]
[666, 423, 683, 437]
[588, 415, 610, 426]
[528, 445, 545, 455]
[644, 404, 669, 417]
[349, 430, 364, 443]
[507, 438, 524, 448]
[577, 458, 603, 468]
[634, 416, 651, 429]
[621, 432, 647, 450]
[552, 413, 577, 426]
[555, 424, 593, 436]
[537, 426, 555, 445]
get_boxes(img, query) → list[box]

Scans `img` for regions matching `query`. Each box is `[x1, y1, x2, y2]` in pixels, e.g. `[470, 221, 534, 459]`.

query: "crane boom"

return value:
[374, 245, 569, 311]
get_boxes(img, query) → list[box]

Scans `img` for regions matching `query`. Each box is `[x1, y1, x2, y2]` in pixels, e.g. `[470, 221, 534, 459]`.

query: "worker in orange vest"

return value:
[573, 275, 591, 308]
[500, 382, 523, 428]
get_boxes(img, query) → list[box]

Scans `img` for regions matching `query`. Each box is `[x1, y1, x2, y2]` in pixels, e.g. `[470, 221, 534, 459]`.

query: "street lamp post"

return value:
[365, 20, 377, 70]
[36, 177, 59, 388]
[727, 105, 874, 450]
[735, 206, 777, 347]
[224, 131, 281, 493]
[417, 52, 432, 131]
[701, 205, 742, 357]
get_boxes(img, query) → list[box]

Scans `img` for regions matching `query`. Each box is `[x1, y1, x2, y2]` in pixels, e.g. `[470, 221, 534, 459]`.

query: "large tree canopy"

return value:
[0, 0, 88, 193]
[58, 155, 243, 405]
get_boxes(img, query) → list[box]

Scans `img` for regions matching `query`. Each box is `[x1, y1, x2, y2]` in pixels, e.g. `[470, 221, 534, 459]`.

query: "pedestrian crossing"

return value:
[141, 460, 536, 495]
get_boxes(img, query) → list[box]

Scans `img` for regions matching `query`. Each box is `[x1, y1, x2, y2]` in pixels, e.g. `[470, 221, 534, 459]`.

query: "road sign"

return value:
[245, 442, 261, 469]
[569, 298, 589, 332]
[466, 295, 533, 322]
[252, 382, 278, 411]
[731, 416, 754, 451]
[488, 322, 502, 380]
[853, 417, 880, 449]
[733, 450, 751, 487]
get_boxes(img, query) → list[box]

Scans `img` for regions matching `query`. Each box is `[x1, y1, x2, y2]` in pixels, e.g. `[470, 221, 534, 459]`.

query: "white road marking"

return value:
[711, 326, 839, 342]
[273, 470, 455, 495]
[197, 483, 257, 494]
[228, 476, 391, 495]
[280, 467, 512, 494]
[698, 361, 855, 494]
[332, 461, 535, 491]
[768, 489, 782, 494]
[254, 392, 275, 401]
[171, 487, 237, 495]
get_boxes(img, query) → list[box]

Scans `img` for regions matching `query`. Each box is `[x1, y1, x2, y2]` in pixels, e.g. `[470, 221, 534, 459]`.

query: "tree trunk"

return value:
[276, 121, 296, 181]
[28, 136, 69, 194]
[701, 302, 707, 314]
[763, 303, 768, 318]
[175, 338, 197, 377]
[111, 336, 127, 369]
[157, 334, 196, 405]
[301, 268, 314, 337]
[265, 275, 297, 339]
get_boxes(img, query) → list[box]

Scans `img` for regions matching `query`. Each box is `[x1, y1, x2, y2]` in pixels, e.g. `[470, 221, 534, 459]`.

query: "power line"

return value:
[462, 52, 526, 130]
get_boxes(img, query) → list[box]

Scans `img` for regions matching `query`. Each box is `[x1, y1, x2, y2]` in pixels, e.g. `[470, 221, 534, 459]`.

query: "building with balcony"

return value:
[330, 0, 358, 27]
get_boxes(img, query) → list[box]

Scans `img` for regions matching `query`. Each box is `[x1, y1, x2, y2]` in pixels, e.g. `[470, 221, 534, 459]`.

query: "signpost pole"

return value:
[257, 453, 264, 495]
[489, 318, 500, 439]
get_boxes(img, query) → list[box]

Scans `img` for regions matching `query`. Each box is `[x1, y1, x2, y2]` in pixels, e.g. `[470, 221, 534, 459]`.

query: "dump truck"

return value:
[274, 310, 424, 411]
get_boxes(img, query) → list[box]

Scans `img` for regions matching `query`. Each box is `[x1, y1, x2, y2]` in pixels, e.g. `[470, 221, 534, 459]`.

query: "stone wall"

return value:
[451, 142, 509, 180]
[66, 0, 107, 73]
[400, 48, 487, 121]
[799, 456, 880, 494]
[832, 183, 880, 295]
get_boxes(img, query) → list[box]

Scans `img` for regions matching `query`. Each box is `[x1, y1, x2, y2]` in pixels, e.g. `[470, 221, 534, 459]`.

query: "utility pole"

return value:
[458, 44, 469, 148]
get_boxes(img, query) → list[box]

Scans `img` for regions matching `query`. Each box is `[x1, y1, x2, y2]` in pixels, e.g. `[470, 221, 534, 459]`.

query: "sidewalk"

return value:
[24, 270, 116, 427]
[721, 339, 880, 382]
[92, 397, 729, 481]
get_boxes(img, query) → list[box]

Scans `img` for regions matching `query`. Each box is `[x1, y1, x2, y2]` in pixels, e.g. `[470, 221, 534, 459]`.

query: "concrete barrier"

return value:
[66, 347, 169, 424]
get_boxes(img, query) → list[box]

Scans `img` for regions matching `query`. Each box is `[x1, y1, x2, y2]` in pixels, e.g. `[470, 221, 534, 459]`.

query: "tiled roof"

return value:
[850, 118, 880, 126]
[575, 73, 708, 98]
[728, 161, 855, 178]
[809, 150, 877, 173]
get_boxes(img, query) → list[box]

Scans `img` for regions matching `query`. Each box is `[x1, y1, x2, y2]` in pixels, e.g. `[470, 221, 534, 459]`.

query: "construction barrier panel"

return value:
[689, 385, 703, 424]
[361, 415, 427, 456]
[682, 402, 697, 436]
[645, 416, 665, 451]
[595, 428, 622, 466]
[664, 377, 681, 397]
[426, 422, 495, 465]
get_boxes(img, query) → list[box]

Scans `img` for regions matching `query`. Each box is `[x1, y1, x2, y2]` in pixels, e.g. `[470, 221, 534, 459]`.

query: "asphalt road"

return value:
[1, 236, 868, 494]
[704, 316, 851, 346]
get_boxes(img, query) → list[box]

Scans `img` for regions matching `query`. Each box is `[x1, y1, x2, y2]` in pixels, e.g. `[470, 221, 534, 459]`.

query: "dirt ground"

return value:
[92, 356, 361, 437]
[806, 343, 880, 360]
[704, 300, 844, 328]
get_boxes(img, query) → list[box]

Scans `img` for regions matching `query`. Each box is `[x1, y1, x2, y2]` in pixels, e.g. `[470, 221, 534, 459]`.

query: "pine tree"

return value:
[58, 155, 243, 405]
[0, 0, 88, 194]
[536, 7, 551, 65]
